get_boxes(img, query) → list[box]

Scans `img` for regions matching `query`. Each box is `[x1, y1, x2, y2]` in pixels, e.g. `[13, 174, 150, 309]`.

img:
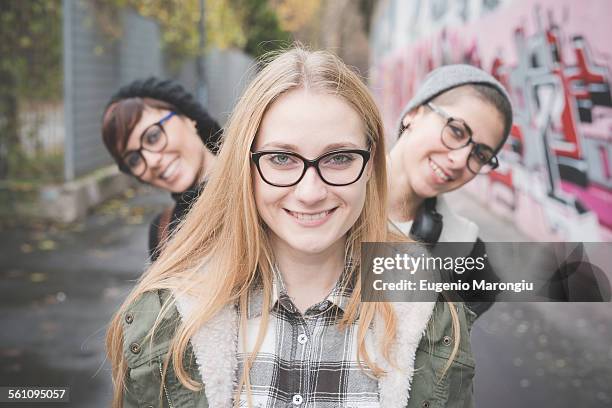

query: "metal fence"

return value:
[63, 0, 164, 180]
[2, 0, 256, 184]
[0, 1, 63, 183]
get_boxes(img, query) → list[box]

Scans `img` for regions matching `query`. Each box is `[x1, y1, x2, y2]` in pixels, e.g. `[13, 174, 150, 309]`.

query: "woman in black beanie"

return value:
[101, 77, 222, 261]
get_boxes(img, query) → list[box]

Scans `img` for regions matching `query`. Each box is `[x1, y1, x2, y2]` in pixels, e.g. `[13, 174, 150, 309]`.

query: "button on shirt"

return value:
[235, 276, 380, 407]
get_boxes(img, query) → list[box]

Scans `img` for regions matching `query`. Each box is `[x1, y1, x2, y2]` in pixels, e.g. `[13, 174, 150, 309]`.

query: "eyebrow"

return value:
[258, 141, 364, 151]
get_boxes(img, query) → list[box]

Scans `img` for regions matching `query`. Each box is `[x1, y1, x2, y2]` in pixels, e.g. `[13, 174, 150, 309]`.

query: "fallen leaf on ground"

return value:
[89, 249, 112, 259]
[70, 223, 85, 232]
[126, 215, 143, 225]
[38, 240, 56, 250]
[20, 243, 33, 253]
[130, 206, 145, 216]
[29, 272, 47, 283]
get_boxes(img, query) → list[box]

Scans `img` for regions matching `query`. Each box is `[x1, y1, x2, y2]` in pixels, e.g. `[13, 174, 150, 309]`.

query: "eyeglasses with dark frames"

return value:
[251, 149, 371, 187]
[121, 111, 176, 177]
[426, 102, 499, 174]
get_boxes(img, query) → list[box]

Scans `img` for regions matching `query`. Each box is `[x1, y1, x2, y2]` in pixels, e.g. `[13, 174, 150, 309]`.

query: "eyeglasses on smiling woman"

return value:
[424, 102, 499, 174]
[251, 149, 371, 187]
[120, 111, 176, 177]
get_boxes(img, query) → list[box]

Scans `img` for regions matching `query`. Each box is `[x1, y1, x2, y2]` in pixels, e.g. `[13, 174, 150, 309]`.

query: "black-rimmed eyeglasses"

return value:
[251, 149, 371, 187]
[424, 102, 499, 174]
[120, 111, 176, 177]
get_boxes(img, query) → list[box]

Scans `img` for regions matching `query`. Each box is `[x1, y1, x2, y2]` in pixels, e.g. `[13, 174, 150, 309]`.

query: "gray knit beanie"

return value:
[398, 64, 512, 132]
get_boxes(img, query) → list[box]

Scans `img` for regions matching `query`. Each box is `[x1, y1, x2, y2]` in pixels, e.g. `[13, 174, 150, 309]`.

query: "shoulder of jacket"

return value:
[122, 289, 179, 368]
[419, 299, 476, 367]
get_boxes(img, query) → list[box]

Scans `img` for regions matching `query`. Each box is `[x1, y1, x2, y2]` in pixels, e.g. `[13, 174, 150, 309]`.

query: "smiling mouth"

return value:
[285, 208, 338, 222]
[428, 158, 453, 182]
[160, 158, 179, 180]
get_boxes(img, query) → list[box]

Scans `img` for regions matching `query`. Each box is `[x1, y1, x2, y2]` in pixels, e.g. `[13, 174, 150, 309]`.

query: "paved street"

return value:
[0, 186, 171, 407]
[447, 190, 612, 408]
[0, 187, 610, 407]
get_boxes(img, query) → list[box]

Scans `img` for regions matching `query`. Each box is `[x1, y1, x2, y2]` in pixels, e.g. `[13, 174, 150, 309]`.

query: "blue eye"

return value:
[321, 153, 356, 168]
[267, 153, 299, 168]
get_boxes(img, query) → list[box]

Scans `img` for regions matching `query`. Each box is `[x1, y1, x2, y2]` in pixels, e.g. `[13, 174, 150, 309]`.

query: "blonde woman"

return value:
[107, 48, 475, 408]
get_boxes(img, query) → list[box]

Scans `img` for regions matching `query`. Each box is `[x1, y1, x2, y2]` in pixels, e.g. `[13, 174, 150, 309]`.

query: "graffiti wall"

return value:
[370, 0, 612, 241]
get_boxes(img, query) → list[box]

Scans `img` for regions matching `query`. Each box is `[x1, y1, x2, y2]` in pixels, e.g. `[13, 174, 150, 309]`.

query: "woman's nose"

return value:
[140, 149, 163, 167]
[293, 167, 328, 203]
[141, 150, 164, 169]
[446, 145, 472, 169]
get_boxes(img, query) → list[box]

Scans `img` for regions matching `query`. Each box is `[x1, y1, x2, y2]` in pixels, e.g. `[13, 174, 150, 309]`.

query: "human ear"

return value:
[401, 105, 427, 128]
[401, 112, 414, 129]
[398, 105, 428, 141]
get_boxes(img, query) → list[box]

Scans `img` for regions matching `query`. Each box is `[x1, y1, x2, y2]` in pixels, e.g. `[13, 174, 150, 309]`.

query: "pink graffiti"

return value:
[373, 3, 612, 240]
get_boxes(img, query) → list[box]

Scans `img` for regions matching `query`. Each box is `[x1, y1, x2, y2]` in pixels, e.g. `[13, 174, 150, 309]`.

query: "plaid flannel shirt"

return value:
[235, 272, 380, 408]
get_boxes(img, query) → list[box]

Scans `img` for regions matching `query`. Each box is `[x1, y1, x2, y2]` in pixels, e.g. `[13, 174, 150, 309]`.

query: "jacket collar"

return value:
[174, 294, 238, 408]
[174, 291, 435, 408]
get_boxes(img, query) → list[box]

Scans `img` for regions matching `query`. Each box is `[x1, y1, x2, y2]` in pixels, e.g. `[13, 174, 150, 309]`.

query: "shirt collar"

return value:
[246, 263, 354, 319]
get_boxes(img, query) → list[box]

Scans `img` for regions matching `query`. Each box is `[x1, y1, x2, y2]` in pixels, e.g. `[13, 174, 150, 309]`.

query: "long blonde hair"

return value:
[107, 46, 452, 407]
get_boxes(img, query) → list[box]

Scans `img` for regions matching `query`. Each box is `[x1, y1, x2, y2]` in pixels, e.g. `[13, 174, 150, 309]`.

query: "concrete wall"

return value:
[172, 48, 256, 126]
[204, 48, 257, 125]
[370, 0, 612, 241]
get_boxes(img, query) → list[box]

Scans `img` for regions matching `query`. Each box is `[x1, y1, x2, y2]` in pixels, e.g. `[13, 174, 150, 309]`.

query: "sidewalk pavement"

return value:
[0, 185, 171, 407]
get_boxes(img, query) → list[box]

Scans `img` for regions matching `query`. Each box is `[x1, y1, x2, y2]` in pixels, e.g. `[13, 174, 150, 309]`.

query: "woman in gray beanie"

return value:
[388, 64, 513, 316]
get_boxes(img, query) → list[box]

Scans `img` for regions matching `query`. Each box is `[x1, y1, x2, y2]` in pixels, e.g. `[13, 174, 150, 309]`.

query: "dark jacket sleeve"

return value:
[121, 291, 171, 407]
[120, 290, 205, 407]
[452, 238, 501, 317]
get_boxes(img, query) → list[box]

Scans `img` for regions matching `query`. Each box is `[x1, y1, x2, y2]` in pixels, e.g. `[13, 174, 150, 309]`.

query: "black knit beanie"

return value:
[106, 77, 222, 153]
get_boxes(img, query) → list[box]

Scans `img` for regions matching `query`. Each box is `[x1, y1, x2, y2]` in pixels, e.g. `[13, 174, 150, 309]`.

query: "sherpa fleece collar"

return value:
[174, 292, 435, 408]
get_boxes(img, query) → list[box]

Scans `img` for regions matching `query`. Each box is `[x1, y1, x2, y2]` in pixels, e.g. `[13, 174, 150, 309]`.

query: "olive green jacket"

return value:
[120, 290, 477, 408]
